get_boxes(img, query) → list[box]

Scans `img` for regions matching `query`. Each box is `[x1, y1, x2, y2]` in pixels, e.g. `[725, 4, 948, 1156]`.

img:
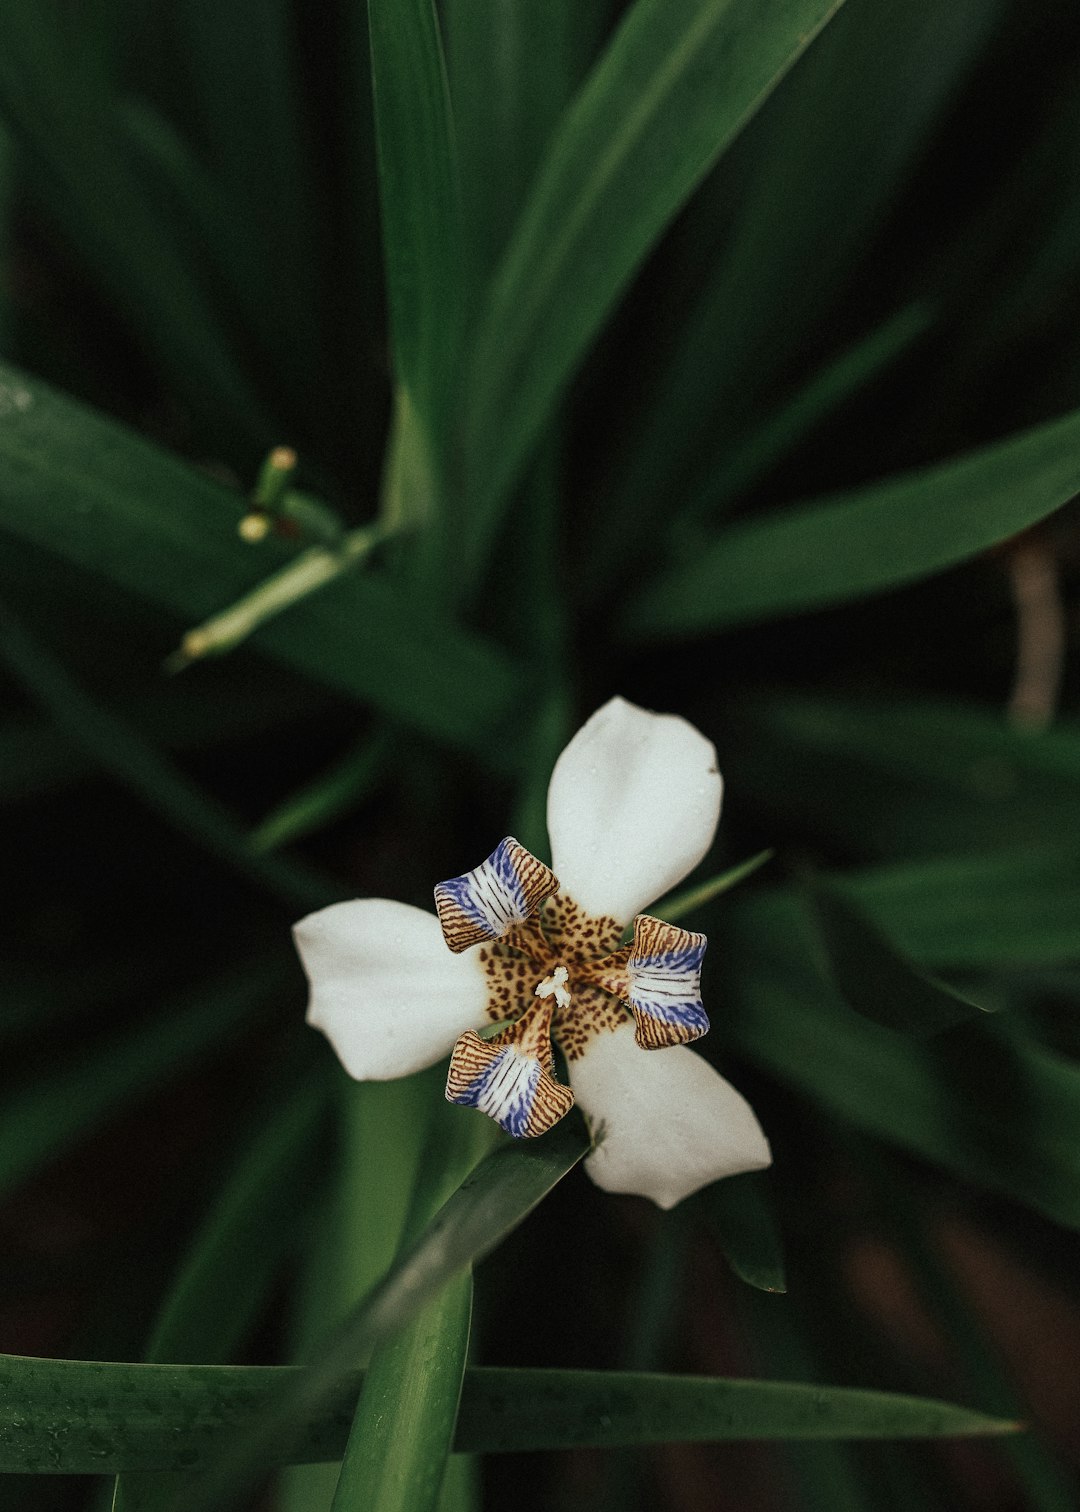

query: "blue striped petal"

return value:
[627, 915, 709, 1049]
[434, 837, 557, 953]
[445, 1029, 574, 1137]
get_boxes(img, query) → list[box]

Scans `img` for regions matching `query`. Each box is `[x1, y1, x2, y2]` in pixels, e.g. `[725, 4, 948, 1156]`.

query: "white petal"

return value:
[294, 899, 489, 1080]
[568, 1020, 770, 1209]
[546, 697, 722, 925]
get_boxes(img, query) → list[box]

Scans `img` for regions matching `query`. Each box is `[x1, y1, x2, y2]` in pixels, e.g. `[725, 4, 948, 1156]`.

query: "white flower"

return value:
[294, 697, 771, 1209]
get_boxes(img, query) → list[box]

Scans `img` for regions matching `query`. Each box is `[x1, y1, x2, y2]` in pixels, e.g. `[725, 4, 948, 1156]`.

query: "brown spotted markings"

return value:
[474, 893, 632, 1065]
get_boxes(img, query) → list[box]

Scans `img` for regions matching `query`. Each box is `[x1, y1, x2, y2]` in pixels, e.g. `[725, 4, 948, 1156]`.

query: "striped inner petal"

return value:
[627, 914, 709, 1049]
[434, 837, 558, 954]
[446, 1028, 574, 1138]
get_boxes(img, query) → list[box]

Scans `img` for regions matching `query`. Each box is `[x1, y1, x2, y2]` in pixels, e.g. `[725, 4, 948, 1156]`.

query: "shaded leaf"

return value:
[457, 0, 848, 585]
[626, 400, 1080, 637]
[726, 901, 1080, 1230]
[656, 849, 774, 923]
[0, 1357, 1016, 1474]
[0, 361, 523, 758]
[112, 1071, 331, 1512]
[696, 1171, 786, 1293]
[368, 0, 462, 444]
[330, 1275, 472, 1512]
[723, 692, 1080, 862]
[0, 605, 338, 912]
[177, 1119, 590, 1510]
[803, 875, 992, 1037]
[445, 0, 609, 292]
[0, 957, 289, 1200]
[0, 9, 270, 449]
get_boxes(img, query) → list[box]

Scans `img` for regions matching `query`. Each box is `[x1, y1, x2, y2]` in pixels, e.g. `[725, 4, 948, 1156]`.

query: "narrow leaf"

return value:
[610, 0, 996, 533]
[0, 958, 288, 1199]
[722, 692, 1080, 862]
[626, 400, 1080, 637]
[145, 1072, 331, 1366]
[458, 0, 847, 583]
[655, 850, 774, 922]
[330, 1275, 472, 1512]
[696, 1171, 786, 1293]
[678, 301, 934, 527]
[328, 1101, 488, 1512]
[728, 903, 1080, 1230]
[0, 605, 338, 912]
[0, 10, 270, 448]
[0, 361, 523, 758]
[803, 876, 993, 1037]
[445, 0, 609, 291]
[369, 0, 462, 443]
[0, 1357, 1017, 1474]
[112, 1072, 331, 1512]
[177, 1119, 590, 1510]
[249, 729, 391, 853]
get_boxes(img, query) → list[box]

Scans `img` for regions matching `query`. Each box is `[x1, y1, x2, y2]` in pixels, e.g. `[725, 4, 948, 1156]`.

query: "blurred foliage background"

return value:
[3, 0, 1080, 1507]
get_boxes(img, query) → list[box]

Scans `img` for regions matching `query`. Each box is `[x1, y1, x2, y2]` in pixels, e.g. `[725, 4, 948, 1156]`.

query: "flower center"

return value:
[534, 964, 572, 1011]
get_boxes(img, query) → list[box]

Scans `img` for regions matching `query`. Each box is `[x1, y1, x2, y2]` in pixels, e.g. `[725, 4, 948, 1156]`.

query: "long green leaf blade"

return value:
[0, 361, 522, 756]
[0, 1358, 1016, 1474]
[728, 903, 1080, 1229]
[0, 606, 337, 912]
[330, 1276, 472, 1512]
[626, 400, 1080, 637]
[0, 12, 271, 449]
[803, 875, 993, 1037]
[458, 0, 846, 582]
[607, 0, 996, 537]
[177, 1119, 590, 1510]
[112, 1071, 330, 1512]
[368, 0, 462, 444]
[445, 0, 608, 292]
[0, 958, 287, 1200]
[328, 1102, 487, 1512]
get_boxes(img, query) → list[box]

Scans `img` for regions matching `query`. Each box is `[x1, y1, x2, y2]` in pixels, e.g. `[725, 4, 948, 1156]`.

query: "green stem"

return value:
[169, 523, 395, 668]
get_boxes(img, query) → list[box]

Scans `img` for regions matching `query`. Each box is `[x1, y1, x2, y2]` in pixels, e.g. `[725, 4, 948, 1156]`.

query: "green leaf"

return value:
[722, 692, 1080, 862]
[678, 300, 935, 528]
[696, 1171, 786, 1293]
[626, 398, 1080, 637]
[249, 729, 391, 853]
[445, 0, 609, 292]
[0, 605, 339, 912]
[0, 361, 523, 759]
[146, 1072, 330, 1366]
[851, 848, 1080, 969]
[156, 0, 323, 392]
[0, 957, 288, 1200]
[328, 1101, 488, 1512]
[278, 1076, 437, 1512]
[112, 1071, 331, 1512]
[726, 903, 1080, 1230]
[457, 0, 848, 585]
[368, 0, 462, 445]
[654, 849, 774, 923]
[330, 1276, 473, 1512]
[178, 1118, 590, 1510]
[1, 670, 318, 808]
[803, 875, 993, 1037]
[733, 843, 1080, 980]
[0, 10, 271, 450]
[0, 1356, 1017, 1474]
[611, 0, 996, 531]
